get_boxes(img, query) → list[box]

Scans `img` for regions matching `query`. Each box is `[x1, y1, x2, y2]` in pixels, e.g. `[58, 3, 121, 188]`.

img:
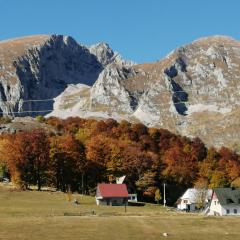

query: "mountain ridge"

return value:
[0, 34, 240, 148]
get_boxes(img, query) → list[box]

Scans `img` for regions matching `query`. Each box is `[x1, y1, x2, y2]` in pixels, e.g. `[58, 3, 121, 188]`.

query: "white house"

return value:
[208, 188, 240, 216]
[177, 188, 212, 211]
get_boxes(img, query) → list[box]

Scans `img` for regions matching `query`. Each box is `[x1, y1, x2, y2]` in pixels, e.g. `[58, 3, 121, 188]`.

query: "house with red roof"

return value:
[96, 183, 129, 206]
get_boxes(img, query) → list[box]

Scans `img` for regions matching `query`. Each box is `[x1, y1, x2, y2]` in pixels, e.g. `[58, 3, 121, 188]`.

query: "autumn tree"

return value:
[162, 143, 198, 185]
[123, 145, 153, 180]
[155, 188, 162, 204]
[85, 135, 112, 189]
[1, 116, 240, 204]
[136, 171, 157, 199]
[123, 144, 160, 199]
[113, 120, 132, 139]
[49, 133, 86, 192]
[75, 127, 91, 144]
[198, 147, 220, 186]
[0, 138, 10, 178]
[27, 129, 50, 190]
[1, 130, 50, 190]
[209, 170, 228, 188]
[218, 147, 240, 184]
[107, 140, 127, 180]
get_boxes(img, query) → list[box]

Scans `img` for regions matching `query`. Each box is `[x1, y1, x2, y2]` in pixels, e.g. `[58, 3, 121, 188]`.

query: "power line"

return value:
[0, 84, 237, 117]
[0, 98, 235, 116]
[0, 85, 237, 104]
[6, 110, 53, 114]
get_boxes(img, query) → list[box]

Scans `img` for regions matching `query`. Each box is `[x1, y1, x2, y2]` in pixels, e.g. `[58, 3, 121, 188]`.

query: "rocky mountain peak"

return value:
[48, 35, 240, 149]
[89, 42, 135, 67]
[1, 34, 240, 149]
[192, 35, 240, 46]
[89, 42, 115, 66]
[0, 34, 104, 116]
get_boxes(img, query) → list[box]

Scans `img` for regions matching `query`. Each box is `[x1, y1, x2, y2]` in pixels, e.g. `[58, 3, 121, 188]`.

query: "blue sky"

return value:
[0, 0, 239, 63]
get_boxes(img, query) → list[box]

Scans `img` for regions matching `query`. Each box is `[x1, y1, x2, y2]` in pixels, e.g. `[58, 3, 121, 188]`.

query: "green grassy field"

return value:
[0, 184, 240, 240]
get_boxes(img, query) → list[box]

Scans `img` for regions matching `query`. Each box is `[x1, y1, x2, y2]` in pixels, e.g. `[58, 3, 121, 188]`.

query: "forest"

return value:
[0, 116, 240, 204]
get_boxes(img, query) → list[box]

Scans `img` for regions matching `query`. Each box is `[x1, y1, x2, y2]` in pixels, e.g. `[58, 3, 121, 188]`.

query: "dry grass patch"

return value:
[0, 186, 240, 240]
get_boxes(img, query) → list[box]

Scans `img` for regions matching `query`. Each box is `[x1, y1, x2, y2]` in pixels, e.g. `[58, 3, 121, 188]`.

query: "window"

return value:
[183, 200, 188, 204]
[214, 201, 217, 205]
[234, 209, 237, 214]
[226, 209, 230, 214]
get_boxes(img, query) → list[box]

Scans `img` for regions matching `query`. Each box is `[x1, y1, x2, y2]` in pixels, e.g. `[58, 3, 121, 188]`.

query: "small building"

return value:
[96, 183, 128, 206]
[128, 193, 138, 202]
[177, 188, 212, 212]
[208, 188, 240, 216]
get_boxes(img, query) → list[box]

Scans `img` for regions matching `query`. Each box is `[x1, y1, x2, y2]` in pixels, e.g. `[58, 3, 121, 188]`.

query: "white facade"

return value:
[208, 192, 240, 216]
[177, 199, 197, 211]
[209, 202, 240, 216]
[128, 194, 138, 202]
[177, 188, 212, 211]
[96, 196, 127, 206]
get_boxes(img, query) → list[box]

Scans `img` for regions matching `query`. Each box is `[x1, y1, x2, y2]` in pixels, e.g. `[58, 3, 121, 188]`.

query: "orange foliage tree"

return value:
[49, 133, 86, 191]
[2, 130, 49, 190]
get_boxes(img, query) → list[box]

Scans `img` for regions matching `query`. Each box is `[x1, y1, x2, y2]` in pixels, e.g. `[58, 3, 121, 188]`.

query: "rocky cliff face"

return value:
[0, 35, 103, 116]
[1, 34, 240, 148]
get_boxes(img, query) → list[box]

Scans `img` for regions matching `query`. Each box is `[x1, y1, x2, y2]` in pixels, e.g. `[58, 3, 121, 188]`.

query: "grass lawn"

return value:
[0, 184, 240, 240]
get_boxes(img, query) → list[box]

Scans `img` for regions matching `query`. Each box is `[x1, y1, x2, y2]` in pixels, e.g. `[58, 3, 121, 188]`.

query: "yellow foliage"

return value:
[75, 128, 91, 144]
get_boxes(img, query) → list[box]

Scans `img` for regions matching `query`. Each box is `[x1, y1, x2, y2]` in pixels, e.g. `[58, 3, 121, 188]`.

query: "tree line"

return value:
[0, 117, 240, 203]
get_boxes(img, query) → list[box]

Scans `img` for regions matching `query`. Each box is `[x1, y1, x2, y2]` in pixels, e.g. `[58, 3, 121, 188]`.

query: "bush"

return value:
[35, 115, 45, 123]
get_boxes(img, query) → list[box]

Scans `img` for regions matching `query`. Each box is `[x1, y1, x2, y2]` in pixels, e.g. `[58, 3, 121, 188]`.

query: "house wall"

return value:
[209, 200, 240, 216]
[97, 197, 128, 206]
[209, 198, 223, 216]
[221, 205, 240, 216]
[96, 187, 101, 198]
[177, 199, 187, 210]
[177, 199, 197, 211]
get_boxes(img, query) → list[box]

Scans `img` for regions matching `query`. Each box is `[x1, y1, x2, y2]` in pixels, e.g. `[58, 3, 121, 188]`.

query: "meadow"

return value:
[0, 184, 240, 240]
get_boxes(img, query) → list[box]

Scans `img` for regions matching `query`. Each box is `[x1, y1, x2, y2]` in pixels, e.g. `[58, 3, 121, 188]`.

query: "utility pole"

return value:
[163, 183, 166, 207]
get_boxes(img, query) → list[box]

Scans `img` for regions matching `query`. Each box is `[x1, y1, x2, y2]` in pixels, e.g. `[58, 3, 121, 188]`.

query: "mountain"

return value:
[0, 35, 103, 115]
[0, 34, 240, 148]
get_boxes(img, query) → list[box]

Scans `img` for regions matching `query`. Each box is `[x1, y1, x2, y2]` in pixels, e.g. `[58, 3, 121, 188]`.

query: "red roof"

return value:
[97, 183, 128, 198]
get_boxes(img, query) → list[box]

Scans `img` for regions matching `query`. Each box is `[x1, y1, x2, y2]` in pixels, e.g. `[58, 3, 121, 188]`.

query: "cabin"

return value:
[208, 188, 240, 216]
[177, 188, 212, 212]
[96, 183, 128, 206]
